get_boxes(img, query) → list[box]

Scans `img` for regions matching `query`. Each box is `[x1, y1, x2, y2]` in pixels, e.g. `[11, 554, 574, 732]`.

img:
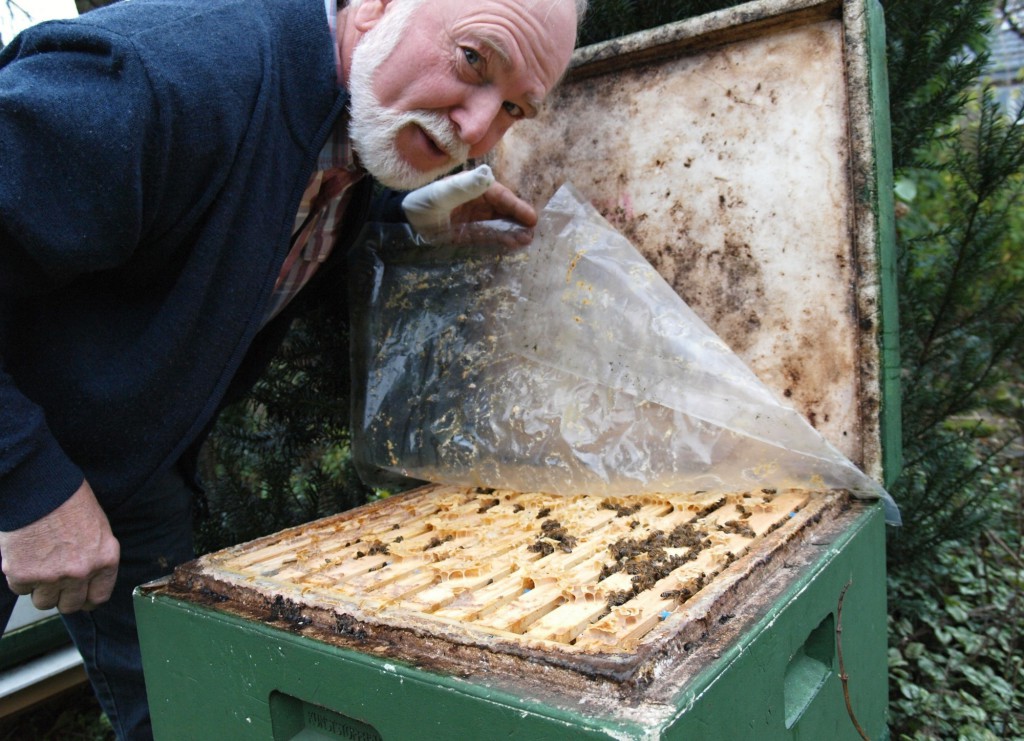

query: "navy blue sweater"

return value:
[0, 0, 388, 529]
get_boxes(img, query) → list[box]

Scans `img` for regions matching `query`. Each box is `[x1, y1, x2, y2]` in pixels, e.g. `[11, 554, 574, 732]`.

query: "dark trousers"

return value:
[0, 468, 195, 741]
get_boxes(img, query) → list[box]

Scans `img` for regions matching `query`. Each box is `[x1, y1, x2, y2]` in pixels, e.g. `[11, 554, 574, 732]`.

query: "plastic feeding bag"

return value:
[348, 184, 900, 525]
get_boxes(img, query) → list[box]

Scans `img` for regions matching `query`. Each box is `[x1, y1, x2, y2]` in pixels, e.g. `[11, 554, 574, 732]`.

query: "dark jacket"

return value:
[0, 0, 391, 529]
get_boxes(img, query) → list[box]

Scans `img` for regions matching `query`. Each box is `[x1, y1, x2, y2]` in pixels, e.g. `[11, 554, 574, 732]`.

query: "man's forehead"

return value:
[446, 1, 577, 92]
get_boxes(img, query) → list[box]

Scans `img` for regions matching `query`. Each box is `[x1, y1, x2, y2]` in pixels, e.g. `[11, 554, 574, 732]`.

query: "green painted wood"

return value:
[661, 504, 888, 740]
[0, 616, 70, 671]
[866, 0, 904, 487]
[135, 591, 647, 740]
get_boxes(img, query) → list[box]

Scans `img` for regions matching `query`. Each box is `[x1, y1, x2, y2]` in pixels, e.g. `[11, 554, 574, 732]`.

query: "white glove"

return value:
[401, 165, 496, 243]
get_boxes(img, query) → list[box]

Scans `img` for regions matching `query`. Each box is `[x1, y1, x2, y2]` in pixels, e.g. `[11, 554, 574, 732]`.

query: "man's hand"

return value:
[402, 165, 537, 245]
[0, 481, 120, 613]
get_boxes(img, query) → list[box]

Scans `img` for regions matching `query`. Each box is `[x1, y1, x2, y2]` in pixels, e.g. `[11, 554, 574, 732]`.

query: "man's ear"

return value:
[352, 0, 392, 32]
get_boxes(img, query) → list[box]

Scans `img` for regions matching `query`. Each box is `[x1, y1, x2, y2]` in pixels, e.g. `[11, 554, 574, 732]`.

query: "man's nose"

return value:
[451, 90, 508, 153]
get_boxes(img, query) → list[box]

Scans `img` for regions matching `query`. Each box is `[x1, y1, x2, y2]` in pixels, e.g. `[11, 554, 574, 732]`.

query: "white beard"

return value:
[346, 2, 470, 190]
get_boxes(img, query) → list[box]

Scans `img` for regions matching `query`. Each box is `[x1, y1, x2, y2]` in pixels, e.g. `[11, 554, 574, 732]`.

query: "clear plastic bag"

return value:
[348, 184, 900, 525]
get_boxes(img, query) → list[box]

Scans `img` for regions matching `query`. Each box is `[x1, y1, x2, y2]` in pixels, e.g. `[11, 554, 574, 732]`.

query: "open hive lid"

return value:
[162, 0, 895, 708]
[489, 0, 899, 481]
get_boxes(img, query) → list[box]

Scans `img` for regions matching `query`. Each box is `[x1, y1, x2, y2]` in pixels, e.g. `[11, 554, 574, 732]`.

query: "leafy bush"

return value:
[577, 0, 737, 46]
[888, 451, 1023, 739]
[883, 4, 1024, 736]
[884, 72, 1024, 737]
[888, 87, 1024, 565]
[195, 304, 373, 555]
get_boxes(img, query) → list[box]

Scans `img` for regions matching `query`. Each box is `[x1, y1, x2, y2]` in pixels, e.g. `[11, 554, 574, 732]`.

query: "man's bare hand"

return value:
[0, 481, 120, 613]
[448, 179, 537, 230]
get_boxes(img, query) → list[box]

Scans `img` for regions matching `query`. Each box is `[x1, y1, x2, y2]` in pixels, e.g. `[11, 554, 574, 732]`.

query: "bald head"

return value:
[347, 0, 588, 24]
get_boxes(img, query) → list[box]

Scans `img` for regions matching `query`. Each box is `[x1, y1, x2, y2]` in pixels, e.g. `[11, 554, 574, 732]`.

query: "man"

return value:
[0, 0, 584, 736]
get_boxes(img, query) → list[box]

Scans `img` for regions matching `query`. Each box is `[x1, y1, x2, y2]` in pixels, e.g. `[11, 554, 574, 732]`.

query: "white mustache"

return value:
[413, 111, 470, 164]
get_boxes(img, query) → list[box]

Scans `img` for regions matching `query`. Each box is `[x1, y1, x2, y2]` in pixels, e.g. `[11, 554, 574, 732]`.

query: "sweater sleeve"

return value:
[0, 22, 161, 529]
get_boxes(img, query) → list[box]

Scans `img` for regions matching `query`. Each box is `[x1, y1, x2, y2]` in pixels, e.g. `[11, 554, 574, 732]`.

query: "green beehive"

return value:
[135, 0, 898, 738]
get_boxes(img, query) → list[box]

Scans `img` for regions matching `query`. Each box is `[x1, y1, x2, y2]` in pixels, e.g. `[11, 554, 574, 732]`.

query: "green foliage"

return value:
[578, 0, 738, 46]
[883, 0, 994, 170]
[194, 303, 373, 555]
[888, 455, 1023, 740]
[888, 85, 1024, 564]
[74, 1, 115, 12]
[882, 7, 1024, 737]
[0, 685, 114, 740]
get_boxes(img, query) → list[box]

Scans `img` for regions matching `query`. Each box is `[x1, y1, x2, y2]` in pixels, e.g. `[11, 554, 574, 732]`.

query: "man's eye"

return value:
[462, 47, 481, 67]
[503, 101, 524, 118]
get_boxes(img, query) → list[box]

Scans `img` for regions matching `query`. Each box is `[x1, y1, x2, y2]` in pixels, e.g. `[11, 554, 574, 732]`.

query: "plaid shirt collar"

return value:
[260, 2, 363, 324]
